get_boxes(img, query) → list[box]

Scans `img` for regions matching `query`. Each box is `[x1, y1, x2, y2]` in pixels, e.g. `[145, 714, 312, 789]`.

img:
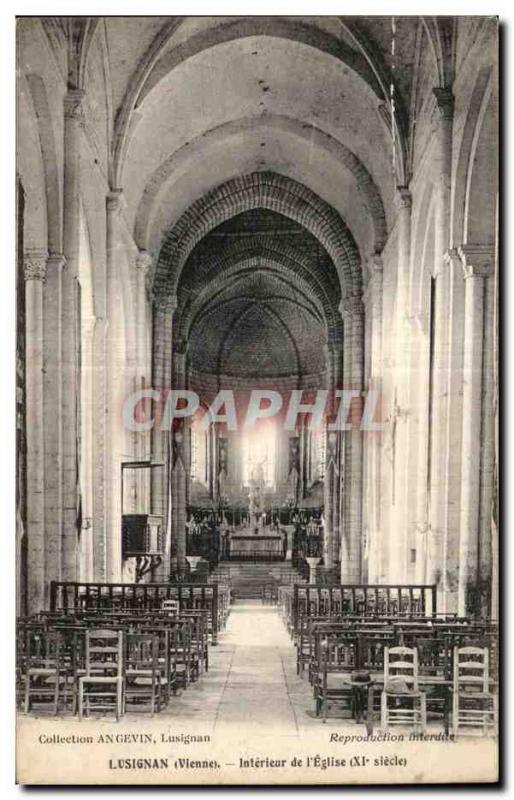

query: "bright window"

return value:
[242, 421, 277, 487]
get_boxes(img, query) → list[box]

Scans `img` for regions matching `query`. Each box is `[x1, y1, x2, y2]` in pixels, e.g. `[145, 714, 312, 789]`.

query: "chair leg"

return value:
[452, 693, 459, 738]
[380, 692, 387, 731]
[78, 680, 84, 720]
[24, 676, 30, 714]
[117, 679, 123, 721]
[420, 694, 427, 734]
[493, 693, 499, 735]
[53, 676, 59, 715]
[366, 686, 374, 736]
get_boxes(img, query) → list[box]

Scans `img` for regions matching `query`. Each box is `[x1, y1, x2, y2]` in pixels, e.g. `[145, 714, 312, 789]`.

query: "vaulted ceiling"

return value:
[98, 15, 430, 264]
[40, 16, 459, 384]
[178, 209, 333, 383]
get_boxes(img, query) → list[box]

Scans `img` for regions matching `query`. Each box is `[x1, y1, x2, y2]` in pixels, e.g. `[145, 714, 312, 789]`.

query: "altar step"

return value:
[210, 561, 305, 599]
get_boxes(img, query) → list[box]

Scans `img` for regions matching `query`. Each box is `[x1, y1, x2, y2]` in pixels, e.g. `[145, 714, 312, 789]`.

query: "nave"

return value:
[15, 18, 499, 783]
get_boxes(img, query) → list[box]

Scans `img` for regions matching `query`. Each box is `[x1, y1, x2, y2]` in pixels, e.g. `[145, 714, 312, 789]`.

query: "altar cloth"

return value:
[229, 534, 284, 560]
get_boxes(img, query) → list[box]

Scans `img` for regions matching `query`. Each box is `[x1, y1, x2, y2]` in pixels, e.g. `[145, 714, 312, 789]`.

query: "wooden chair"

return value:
[168, 619, 192, 688]
[78, 629, 124, 720]
[413, 636, 451, 731]
[24, 628, 65, 715]
[380, 646, 427, 732]
[451, 646, 497, 737]
[314, 630, 358, 722]
[124, 632, 165, 714]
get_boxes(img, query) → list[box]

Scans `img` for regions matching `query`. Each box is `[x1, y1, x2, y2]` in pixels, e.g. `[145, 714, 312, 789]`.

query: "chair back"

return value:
[25, 627, 63, 670]
[85, 629, 123, 678]
[357, 634, 392, 671]
[384, 646, 419, 691]
[414, 636, 450, 679]
[453, 646, 489, 693]
[125, 632, 159, 673]
[319, 630, 357, 672]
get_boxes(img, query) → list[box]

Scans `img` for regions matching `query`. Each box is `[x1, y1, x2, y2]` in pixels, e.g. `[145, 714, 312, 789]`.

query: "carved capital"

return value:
[327, 337, 344, 356]
[136, 250, 153, 275]
[23, 250, 48, 281]
[106, 188, 124, 214]
[433, 87, 455, 121]
[339, 294, 364, 320]
[430, 88, 454, 133]
[153, 293, 178, 315]
[46, 252, 67, 272]
[395, 187, 412, 211]
[64, 89, 86, 121]
[458, 244, 495, 279]
[367, 253, 383, 275]
[173, 338, 188, 357]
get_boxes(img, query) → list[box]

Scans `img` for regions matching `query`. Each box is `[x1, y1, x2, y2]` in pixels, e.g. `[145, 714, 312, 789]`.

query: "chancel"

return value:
[16, 14, 498, 755]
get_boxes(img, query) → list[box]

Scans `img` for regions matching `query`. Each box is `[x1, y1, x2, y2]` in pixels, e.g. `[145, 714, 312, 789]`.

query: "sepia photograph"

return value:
[13, 11, 499, 786]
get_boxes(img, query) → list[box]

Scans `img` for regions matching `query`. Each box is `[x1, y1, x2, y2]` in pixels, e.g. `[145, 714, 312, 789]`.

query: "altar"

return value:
[229, 533, 285, 561]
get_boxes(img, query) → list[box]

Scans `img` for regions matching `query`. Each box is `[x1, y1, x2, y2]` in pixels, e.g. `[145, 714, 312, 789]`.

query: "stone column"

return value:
[323, 345, 335, 568]
[427, 88, 454, 596]
[330, 342, 344, 570]
[91, 314, 107, 581]
[209, 423, 216, 500]
[340, 295, 364, 583]
[170, 341, 188, 576]
[105, 189, 125, 581]
[43, 253, 65, 595]
[136, 251, 152, 386]
[388, 189, 412, 584]
[62, 90, 85, 582]
[457, 245, 495, 616]
[363, 255, 383, 583]
[440, 248, 465, 610]
[479, 262, 496, 617]
[323, 342, 343, 571]
[298, 420, 307, 501]
[24, 250, 47, 612]
[151, 294, 176, 578]
[135, 251, 153, 507]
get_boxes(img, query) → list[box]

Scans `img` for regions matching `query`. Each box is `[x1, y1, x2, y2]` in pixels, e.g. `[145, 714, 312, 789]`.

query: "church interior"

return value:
[16, 16, 498, 734]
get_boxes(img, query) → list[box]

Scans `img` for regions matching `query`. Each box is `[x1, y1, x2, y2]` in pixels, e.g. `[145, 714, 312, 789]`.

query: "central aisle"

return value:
[163, 601, 320, 737]
[213, 602, 298, 735]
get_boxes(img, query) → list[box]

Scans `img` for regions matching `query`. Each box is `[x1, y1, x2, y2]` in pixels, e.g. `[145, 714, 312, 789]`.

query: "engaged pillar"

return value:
[24, 250, 47, 613]
[457, 245, 495, 616]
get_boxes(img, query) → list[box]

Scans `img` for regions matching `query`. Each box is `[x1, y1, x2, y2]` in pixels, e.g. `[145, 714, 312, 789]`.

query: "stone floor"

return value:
[165, 600, 347, 736]
[17, 601, 498, 784]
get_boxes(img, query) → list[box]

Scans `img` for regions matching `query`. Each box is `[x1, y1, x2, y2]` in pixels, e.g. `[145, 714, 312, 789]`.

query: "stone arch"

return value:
[16, 74, 49, 252]
[420, 17, 455, 87]
[25, 74, 62, 254]
[451, 66, 496, 246]
[113, 17, 410, 189]
[140, 18, 383, 105]
[463, 80, 498, 245]
[135, 115, 387, 254]
[154, 172, 362, 301]
[113, 17, 391, 184]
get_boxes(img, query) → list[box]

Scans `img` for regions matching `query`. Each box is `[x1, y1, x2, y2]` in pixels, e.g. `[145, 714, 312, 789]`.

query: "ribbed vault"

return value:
[154, 172, 362, 302]
[174, 212, 342, 346]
